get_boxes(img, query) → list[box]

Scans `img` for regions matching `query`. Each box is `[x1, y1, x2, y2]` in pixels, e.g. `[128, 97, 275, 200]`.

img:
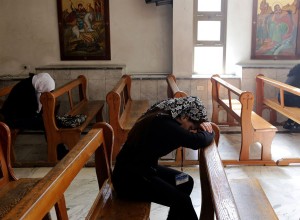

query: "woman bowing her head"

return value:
[112, 96, 214, 220]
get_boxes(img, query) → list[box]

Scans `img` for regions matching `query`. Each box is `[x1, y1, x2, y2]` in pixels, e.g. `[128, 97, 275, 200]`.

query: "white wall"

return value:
[110, 0, 172, 73]
[226, 0, 253, 73]
[0, 0, 172, 75]
[172, 0, 193, 77]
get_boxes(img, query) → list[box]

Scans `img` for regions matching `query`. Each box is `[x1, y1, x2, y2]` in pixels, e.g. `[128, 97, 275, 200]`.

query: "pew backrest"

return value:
[106, 74, 149, 161]
[166, 74, 188, 98]
[40, 75, 104, 162]
[256, 74, 300, 124]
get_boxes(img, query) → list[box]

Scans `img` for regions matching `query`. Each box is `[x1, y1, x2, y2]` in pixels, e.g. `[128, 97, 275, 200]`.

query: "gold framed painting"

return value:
[251, 0, 300, 60]
[57, 0, 111, 60]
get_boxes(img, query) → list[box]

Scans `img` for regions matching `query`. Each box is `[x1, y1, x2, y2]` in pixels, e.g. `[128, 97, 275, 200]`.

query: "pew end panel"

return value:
[211, 75, 277, 166]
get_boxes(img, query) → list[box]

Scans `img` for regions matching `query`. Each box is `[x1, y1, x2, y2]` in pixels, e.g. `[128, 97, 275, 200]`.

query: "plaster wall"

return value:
[0, 0, 172, 75]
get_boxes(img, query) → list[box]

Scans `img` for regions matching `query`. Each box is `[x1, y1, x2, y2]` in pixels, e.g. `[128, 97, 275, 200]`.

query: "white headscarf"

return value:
[32, 73, 55, 113]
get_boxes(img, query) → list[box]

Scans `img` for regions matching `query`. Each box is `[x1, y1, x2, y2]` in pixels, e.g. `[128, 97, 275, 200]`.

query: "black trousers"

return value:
[112, 164, 198, 220]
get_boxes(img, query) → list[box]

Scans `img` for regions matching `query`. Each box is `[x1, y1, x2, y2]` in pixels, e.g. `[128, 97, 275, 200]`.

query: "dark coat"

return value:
[1, 76, 42, 129]
[114, 113, 214, 176]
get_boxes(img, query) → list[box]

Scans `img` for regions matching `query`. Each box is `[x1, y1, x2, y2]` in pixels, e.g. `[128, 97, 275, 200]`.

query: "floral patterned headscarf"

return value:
[147, 96, 208, 122]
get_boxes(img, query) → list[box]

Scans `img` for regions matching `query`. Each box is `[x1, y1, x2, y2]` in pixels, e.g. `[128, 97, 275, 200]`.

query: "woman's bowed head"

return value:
[146, 96, 213, 133]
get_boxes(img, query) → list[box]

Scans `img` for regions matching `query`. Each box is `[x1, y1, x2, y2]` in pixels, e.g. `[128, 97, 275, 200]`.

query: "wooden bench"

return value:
[0, 84, 21, 163]
[40, 75, 104, 163]
[199, 123, 278, 220]
[166, 74, 188, 98]
[0, 121, 68, 219]
[160, 74, 200, 166]
[0, 84, 14, 105]
[256, 74, 300, 165]
[3, 122, 151, 220]
[211, 74, 277, 166]
[106, 74, 149, 161]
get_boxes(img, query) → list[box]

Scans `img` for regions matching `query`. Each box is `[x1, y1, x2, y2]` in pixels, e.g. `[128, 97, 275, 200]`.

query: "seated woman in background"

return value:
[278, 64, 300, 130]
[0, 72, 68, 159]
[112, 96, 215, 220]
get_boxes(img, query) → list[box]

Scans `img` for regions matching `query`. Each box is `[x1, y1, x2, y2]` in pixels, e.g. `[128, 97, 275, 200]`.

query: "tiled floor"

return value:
[12, 127, 300, 220]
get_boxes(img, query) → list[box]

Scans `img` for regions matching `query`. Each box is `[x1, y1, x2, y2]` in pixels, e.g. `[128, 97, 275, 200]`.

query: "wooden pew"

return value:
[0, 84, 14, 104]
[40, 75, 104, 163]
[161, 74, 199, 166]
[0, 121, 67, 219]
[106, 74, 149, 161]
[256, 74, 300, 165]
[211, 74, 277, 166]
[199, 123, 278, 220]
[0, 75, 104, 164]
[166, 74, 187, 98]
[0, 84, 19, 162]
[3, 122, 151, 220]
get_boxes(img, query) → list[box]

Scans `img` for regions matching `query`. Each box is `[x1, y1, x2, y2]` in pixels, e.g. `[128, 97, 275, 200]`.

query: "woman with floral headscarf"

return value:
[112, 96, 214, 220]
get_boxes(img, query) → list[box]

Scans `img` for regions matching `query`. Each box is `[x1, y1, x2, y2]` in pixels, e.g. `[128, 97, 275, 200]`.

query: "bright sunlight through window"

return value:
[194, 0, 226, 75]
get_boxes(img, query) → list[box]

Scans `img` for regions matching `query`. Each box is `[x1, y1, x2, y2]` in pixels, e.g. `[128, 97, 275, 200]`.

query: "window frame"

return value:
[193, 0, 228, 74]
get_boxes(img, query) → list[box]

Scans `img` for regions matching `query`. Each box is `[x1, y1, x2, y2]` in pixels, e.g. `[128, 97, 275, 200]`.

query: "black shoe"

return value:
[290, 124, 300, 132]
[283, 119, 294, 129]
[57, 144, 69, 160]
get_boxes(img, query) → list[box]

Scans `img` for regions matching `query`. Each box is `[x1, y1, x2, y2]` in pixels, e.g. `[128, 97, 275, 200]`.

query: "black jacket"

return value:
[1, 76, 39, 124]
[114, 113, 215, 176]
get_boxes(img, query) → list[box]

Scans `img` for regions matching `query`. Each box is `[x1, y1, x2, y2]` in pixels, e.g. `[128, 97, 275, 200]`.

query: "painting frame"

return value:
[251, 0, 300, 60]
[57, 0, 111, 60]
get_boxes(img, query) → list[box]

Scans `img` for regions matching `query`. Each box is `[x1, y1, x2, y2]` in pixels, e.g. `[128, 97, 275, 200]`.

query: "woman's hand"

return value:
[198, 122, 213, 133]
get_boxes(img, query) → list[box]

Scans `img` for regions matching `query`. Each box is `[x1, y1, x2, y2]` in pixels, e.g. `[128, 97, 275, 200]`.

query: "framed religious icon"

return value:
[251, 0, 300, 60]
[57, 0, 111, 60]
